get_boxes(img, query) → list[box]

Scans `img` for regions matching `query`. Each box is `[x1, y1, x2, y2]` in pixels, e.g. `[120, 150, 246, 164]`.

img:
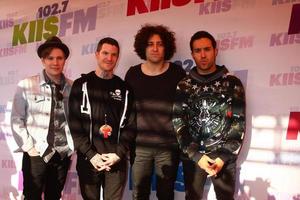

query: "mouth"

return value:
[50, 67, 60, 70]
[150, 54, 160, 57]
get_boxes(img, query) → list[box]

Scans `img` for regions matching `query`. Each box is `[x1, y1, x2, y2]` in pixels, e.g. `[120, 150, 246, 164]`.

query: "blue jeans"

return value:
[132, 146, 179, 200]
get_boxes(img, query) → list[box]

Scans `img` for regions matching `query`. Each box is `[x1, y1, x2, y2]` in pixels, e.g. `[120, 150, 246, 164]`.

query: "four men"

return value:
[11, 29, 245, 199]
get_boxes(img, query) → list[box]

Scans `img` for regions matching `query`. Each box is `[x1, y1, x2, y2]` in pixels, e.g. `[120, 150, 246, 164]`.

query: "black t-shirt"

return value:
[125, 62, 186, 148]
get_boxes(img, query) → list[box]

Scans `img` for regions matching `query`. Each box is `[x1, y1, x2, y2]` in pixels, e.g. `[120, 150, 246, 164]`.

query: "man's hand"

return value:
[27, 147, 40, 156]
[90, 153, 110, 171]
[198, 154, 216, 177]
[210, 157, 224, 175]
[198, 156, 225, 177]
[101, 153, 120, 167]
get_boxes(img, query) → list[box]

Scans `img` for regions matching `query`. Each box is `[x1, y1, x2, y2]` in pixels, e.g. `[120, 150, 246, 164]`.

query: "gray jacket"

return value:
[11, 71, 74, 156]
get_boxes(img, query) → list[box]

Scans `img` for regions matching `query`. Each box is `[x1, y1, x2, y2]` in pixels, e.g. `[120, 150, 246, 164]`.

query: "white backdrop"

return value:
[0, 0, 300, 199]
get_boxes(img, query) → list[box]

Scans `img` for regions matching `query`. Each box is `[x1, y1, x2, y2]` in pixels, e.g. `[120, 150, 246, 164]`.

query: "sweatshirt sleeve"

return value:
[68, 79, 97, 160]
[214, 77, 246, 163]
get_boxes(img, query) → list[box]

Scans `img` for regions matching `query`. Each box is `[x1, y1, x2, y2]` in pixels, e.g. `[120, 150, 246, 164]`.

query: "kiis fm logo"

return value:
[0, 45, 26, 58]
[269, 66, 300, 86]
[216, 31, 254, 51]
[0, 18, 14, 30]
[12, 5, 97, 46]
[270, 32, 300, 46]
[1, 160, 16, 169]
[127, 0, 232, 16]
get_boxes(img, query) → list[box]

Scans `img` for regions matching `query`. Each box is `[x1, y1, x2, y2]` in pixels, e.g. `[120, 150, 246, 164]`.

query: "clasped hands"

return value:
[198, 155, 224, 177]
[90, 153, 120, 171]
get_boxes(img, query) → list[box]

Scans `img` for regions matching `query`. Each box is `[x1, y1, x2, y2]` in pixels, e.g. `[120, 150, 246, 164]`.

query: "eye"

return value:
[157, 42, 164, 47]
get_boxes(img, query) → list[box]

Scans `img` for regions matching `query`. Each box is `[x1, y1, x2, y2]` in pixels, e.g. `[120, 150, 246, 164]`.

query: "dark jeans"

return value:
[182, 158, 236, 200]
[132, 146, 179, 200]
[76, 153, 127, 200]
[22, 152, 71, 200]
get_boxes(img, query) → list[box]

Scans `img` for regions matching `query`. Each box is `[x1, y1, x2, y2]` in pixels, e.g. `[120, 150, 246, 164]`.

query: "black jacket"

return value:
[68, 71, 136, 162]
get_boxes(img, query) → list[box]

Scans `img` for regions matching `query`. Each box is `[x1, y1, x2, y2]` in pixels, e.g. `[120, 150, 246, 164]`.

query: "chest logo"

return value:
[110, 89, 122, 101]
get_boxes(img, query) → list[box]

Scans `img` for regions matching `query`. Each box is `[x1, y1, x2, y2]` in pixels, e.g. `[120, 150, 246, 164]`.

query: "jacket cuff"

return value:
[213, 149, 236, 164]
[21, 137, 34, 152]
[85, 149, 97, 160]
[192, 152, 203, 163]
[116, 146, 126, 160]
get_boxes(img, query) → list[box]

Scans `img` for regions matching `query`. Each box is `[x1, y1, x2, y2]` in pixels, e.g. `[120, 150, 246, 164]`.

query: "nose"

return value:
[53, 58, 59, 65]
[200, 50, 206, 58]
[153, 44, 158, 51]
[107, 54, 113, 61]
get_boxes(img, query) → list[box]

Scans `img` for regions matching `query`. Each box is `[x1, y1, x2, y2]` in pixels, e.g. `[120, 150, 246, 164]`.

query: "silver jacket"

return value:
[11, 71, 74, 156]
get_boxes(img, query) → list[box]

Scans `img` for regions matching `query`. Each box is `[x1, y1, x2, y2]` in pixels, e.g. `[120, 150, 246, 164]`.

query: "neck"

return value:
[196, 65, 217, 75]
[95, 68, 113, 79]
[142, 61, 169, 76]
[45, 71, 61, 84]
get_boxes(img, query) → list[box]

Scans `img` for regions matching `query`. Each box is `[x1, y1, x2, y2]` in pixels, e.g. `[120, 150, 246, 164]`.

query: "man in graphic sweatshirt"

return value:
[173, 31, 245, 200]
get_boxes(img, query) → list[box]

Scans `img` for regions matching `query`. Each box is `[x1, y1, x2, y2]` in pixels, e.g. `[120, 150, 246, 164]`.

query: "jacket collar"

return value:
[39, 69, 66, 88]
[189, 65, 228, 83]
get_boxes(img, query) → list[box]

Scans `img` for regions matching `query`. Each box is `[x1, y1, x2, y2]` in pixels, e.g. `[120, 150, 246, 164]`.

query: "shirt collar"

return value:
[42, 69, 66, 88]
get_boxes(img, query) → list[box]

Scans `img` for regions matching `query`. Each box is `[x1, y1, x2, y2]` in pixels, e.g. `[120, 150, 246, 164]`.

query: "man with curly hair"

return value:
[125, 24, 186, 200]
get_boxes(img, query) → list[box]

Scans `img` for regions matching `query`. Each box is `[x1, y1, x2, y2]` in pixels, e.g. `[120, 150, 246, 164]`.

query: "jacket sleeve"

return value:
[115, 88, 137, 163]
[68, 79, 96, 160]
[11, 80, 34, 152]
[214, 77, 246, 163]
[172, 79, 204, 163]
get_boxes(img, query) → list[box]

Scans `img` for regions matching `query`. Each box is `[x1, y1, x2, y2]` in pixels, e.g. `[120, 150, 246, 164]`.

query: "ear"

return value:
[41, 58, 46, 66]
[95, 51, 99, 57]
[215, 48, 218, 57]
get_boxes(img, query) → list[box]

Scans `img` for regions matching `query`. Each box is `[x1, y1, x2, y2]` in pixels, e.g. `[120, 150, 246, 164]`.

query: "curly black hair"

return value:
[134, 24, 176, 61]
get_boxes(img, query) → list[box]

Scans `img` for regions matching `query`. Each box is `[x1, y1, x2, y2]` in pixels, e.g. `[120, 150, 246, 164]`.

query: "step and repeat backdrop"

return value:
[0, 0, 299, 199]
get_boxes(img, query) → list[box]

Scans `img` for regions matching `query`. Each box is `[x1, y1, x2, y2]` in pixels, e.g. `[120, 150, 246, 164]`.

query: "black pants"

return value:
[131, 146, 179, 200]
[22, 152, 71, 200]
[76, 153, 127, 200]
[182, 158, 236, 200]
